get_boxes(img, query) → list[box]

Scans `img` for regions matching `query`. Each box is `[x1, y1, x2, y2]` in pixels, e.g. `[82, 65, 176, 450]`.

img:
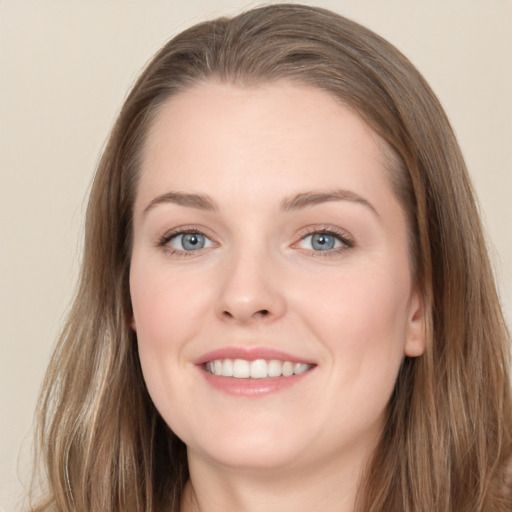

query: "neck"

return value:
[180, 448, 371, 512]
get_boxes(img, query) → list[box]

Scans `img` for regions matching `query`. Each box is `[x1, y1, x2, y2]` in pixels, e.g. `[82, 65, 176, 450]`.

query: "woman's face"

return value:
[130, 81, 425, 474]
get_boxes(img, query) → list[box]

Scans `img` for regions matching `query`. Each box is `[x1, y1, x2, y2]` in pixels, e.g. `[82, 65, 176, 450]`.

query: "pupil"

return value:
[312, 233, 335, 250]
[182, 234, 205, 250]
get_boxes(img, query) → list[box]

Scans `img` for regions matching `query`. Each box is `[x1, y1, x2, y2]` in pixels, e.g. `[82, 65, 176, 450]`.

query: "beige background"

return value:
[1, 1, 511, 510]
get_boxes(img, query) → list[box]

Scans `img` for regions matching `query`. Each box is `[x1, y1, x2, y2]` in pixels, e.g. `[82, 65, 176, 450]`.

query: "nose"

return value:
[215, 248, 287, 325]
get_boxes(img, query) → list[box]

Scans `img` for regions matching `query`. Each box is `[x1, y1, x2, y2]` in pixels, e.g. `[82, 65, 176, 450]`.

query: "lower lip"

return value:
[200, 367, 313, 397]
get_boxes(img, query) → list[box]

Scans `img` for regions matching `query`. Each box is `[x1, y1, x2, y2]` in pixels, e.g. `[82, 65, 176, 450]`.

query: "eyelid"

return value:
[156, 225, 218, 255]
[292, 225, 355, 253]
[154, 224, 354, 257]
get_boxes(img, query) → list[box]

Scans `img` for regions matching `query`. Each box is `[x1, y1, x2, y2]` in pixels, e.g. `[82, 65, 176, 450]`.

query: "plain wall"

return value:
[1, 1, 511, 510]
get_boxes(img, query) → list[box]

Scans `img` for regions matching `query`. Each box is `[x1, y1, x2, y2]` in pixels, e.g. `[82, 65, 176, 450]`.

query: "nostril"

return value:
[221, 308, 270, 321]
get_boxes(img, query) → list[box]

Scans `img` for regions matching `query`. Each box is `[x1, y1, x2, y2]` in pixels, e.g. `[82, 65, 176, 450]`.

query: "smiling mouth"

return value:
[205, 358, 313, 379]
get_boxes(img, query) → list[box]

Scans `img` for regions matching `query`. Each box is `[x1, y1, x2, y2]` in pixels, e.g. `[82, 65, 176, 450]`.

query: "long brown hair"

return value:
[32, 4, 512, 511]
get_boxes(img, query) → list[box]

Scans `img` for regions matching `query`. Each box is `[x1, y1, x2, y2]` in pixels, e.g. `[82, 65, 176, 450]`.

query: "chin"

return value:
[195, 442, 304, 472]
[181, 421, 311, 471]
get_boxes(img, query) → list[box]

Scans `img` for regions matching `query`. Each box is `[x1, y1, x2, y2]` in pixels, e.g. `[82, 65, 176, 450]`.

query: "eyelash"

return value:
[156, 225, 355, 257]
[156, 226, 213, 258]
[294, 225, 354, 256]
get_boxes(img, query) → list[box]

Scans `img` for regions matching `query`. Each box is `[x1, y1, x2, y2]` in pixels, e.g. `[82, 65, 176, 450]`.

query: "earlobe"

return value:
[404, 289, 426, 357]
[130, 316, 137, 332]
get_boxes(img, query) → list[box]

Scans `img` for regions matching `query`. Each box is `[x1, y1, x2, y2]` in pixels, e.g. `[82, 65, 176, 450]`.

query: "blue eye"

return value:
[309, 233, 338, 251]
[298, 231, 350, 252]
[167, 232, 214, 251]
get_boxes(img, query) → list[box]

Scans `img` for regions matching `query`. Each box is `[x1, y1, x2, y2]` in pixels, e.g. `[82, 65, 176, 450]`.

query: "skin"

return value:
[129, 81, 425, 512]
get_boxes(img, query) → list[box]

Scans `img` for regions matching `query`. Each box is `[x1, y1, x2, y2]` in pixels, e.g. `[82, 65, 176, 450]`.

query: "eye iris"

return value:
[311, 233, 335, 251]
[181, 233, 205, 250]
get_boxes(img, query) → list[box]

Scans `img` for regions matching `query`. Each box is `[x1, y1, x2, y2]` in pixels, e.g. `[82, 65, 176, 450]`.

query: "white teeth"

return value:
[233, 359, 250, 378]
[222, 358, 233, 377]
[205, 358, 312, 378]
[268, 359, 282, 377]
[294, 363, 309, 374]
[282, 361, 294, 377]
[250, 359, 268, 379]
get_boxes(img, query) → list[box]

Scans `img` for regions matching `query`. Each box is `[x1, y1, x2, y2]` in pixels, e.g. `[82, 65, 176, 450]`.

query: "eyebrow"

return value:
[143, 191, 218, 215]
[281, 189, 379, 217]
[142, 188, 378, 217]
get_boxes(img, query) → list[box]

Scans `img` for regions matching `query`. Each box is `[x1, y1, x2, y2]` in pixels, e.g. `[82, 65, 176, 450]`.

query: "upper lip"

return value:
[194, 347, 315, 366]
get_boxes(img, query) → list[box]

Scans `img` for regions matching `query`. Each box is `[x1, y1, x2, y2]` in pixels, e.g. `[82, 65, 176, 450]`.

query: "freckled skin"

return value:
[129, 81, 425, 511]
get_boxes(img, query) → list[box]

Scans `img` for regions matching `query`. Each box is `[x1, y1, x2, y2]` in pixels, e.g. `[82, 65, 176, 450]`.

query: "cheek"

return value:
[296, 262, 412, 374]
[307, 259, 409, 321]
[129, 262, 205, 423]
[130, 260, 210, 349]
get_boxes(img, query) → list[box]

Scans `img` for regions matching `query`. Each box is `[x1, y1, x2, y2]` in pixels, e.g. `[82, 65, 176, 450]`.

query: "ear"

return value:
[404, 288, 426, 357]
[130, 316, 137, 332]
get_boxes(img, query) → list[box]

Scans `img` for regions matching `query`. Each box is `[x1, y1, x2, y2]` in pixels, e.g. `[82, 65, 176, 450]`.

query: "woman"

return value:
[32, 4, 512, 511]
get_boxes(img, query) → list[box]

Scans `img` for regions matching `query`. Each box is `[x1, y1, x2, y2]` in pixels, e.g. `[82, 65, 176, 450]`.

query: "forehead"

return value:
[136, 80, 394, 210]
